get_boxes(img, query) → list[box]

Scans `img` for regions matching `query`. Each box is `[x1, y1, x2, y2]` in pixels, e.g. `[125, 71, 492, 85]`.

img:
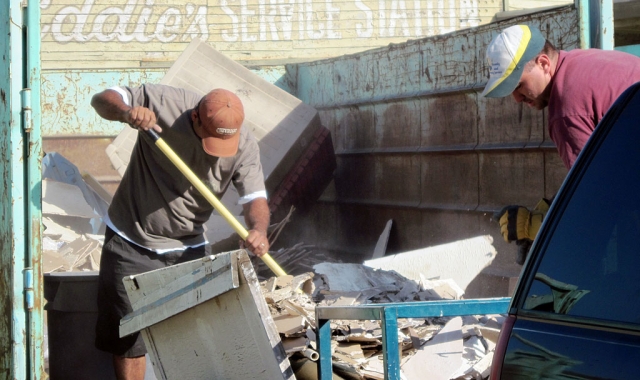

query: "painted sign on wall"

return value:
[40, 0, 500, 69]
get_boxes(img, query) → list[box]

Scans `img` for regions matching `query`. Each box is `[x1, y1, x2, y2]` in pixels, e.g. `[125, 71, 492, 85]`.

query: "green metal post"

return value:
[26, 0, 45, 378]
[0, 0, 43, 378]
[0, 0, 14, 374]
[578, 0, 614, 49]
[7, 0, 29, 378]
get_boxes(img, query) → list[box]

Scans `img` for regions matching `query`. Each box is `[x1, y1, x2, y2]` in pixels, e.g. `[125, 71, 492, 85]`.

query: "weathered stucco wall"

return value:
[280, 6, 578, 296]
[40, 0, 501, 69]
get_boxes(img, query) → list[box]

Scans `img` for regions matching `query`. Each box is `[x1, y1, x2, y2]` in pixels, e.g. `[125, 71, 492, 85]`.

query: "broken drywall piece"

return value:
[274, 314, 306, 336]
[312, 263, 406, 292]
[43, 217, 81, 243]
[82, 172, 113, 204]
[401, 317, 463, 380]
[451, 351, 494, 380]
[364, 235, 497, 292]
[371, 219, 393, 259]
[419, 277, 465, 300]
[42, 152, 110, 219]
[361, 355, 385, 380]
[43, 250, 69, 273]
[43, 179, 97, 219]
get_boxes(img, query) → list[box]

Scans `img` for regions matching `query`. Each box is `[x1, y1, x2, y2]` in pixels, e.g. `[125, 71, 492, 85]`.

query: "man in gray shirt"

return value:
[91, 84, 271, 379]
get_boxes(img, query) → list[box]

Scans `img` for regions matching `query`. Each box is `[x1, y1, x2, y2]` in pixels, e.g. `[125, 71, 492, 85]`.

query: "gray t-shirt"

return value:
[108, 84, 266, 250]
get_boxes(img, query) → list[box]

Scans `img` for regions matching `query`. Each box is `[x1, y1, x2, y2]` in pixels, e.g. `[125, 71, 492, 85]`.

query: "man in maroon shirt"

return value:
[482, 24, 640, 264]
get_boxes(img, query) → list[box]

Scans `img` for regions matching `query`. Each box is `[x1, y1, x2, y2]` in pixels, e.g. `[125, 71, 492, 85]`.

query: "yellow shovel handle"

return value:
[148, 129, 287, 277]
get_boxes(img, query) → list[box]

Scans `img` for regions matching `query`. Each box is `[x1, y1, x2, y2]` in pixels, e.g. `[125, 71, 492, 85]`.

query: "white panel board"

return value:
[364, 235, 497, 292]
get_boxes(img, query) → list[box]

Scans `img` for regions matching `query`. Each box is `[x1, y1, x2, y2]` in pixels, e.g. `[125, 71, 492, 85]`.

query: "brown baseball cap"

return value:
[197, 89, 245, 157]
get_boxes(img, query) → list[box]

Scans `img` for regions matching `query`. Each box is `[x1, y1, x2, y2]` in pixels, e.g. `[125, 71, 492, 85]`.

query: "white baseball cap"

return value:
[481, 25, 546, 98]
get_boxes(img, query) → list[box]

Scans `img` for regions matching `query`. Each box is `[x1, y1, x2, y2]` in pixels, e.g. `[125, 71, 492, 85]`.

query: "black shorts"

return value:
[95, 227, 210, 357]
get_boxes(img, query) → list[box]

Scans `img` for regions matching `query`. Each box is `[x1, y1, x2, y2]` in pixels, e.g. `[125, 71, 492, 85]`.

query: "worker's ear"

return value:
[537, 54, 552, 74]
[191, 109, 198, 123]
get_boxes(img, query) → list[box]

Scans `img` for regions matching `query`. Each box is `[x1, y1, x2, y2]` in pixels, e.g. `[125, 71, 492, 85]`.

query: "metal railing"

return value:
[315, 297, 511, 380]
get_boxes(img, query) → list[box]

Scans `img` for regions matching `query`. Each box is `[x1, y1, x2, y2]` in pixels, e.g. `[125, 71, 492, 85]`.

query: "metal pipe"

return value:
[302, 348, 319, 362]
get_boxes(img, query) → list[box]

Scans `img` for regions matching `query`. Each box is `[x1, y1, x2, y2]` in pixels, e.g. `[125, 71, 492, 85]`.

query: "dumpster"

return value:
[44, 271, 116, 380]
[44, 272, 156, 380]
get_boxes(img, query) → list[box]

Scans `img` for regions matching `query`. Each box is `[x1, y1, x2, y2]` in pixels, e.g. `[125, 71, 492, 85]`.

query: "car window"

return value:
[522, 90, 640, 325]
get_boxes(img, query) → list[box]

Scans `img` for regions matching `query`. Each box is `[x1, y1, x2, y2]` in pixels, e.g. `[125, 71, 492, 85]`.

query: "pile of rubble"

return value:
[42, 152, 109, 273]
[261, 264, 504, 380]
[41, 152, 504, 380]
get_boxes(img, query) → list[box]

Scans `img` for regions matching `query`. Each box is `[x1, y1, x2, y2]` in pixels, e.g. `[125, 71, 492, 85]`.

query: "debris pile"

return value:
[41, 153, 504, 379]
[42, 152, 109, 273]
[261, 264, 504, 380]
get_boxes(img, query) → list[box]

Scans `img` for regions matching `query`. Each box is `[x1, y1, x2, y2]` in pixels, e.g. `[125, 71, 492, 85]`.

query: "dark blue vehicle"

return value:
[489, 82, 640, 379]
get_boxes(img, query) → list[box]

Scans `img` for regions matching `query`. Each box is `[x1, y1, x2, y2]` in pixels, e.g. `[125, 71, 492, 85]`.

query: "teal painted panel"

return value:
[41, 70, 166, 137]
[0, 0, 15, 378]
[8, 0, 28, 378]
[289, 6, 578, 110]
[26, 0, 45, 378]
[42, 67, 289, 137]
[616, 45, 640, 57]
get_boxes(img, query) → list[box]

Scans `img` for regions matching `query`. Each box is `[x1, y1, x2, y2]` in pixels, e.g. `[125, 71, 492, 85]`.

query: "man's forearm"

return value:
[91, 89, 130, 123]
[243, 197, 270, 233]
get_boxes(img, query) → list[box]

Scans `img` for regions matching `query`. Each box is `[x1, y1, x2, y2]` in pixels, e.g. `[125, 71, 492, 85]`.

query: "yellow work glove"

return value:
[494, 199, 550, 265]
[494, 199, 550, 243]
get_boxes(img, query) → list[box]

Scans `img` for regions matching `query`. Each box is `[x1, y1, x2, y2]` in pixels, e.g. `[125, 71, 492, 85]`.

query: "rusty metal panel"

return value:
[334, 155, 376, 201]
[375, 100, 421, 151]
[290, 62, 333, 107]
[374, 40, 423, 100]
[336, 105, 376, 153]
[544, 151, 569, 197]
[422, 93, 478, 150]
[317, 109, 337, 137]
[0, 1, 13, 376]
[421, 32, 479, 92]
[331, 55, 377, 107]
[374, 154, 421, 207]
[477, 96, 546, 149]
[419, 210, 488, 248]
[420, 153, 479, 210]
[478, 151, 546, 210]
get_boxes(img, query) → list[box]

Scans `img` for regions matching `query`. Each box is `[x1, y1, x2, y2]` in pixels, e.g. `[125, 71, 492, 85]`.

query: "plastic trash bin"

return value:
[44, 271, 116, 380]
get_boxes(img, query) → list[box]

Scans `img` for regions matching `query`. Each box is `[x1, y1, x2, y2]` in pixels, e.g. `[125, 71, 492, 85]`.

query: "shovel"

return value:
[146, 129, 287, 277]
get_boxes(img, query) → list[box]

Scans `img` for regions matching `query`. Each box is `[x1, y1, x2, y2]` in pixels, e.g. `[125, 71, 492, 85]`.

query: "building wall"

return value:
[40, 0, 502, 70]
